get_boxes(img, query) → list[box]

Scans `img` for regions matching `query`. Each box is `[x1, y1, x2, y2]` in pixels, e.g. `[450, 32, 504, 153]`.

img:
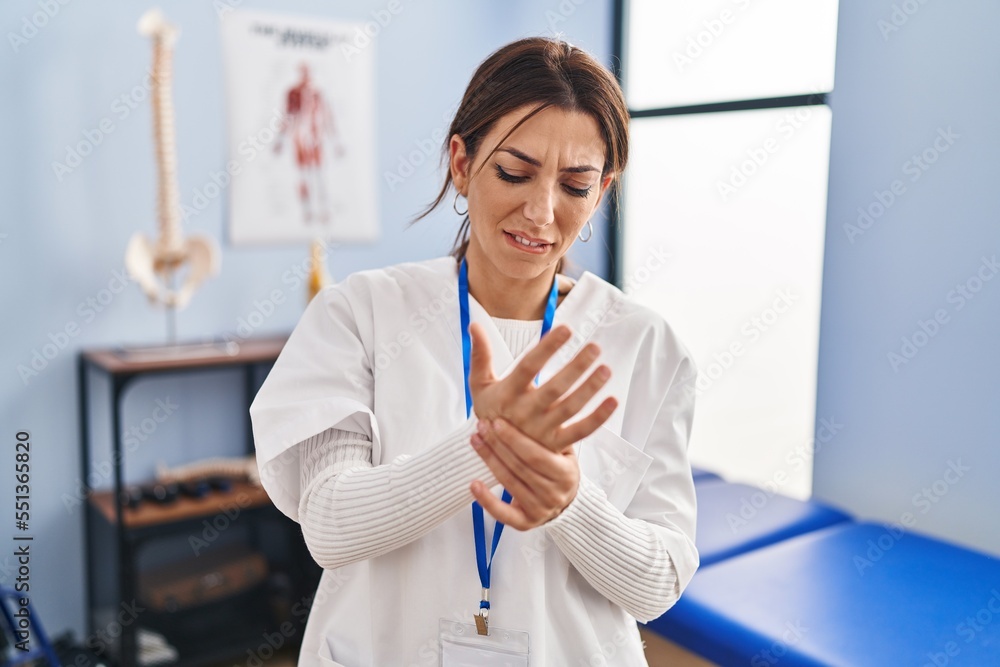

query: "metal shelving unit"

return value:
[76, 335, 320, 667]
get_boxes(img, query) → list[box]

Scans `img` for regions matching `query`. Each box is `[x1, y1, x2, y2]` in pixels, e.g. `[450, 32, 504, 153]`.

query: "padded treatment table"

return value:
[691, 466, 722, 483]
[693, 481, 850, 567]
[648, 522, 1000, 666]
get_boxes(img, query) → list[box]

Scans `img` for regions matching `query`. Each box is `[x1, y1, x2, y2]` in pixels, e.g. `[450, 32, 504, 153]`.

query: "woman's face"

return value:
[450, 105, 614, 279]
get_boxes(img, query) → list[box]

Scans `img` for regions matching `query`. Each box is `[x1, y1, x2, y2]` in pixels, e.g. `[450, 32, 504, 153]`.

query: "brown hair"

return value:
[410, 37, 630, 275]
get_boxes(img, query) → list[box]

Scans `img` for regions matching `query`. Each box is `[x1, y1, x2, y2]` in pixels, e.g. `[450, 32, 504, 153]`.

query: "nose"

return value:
[522, 181, 556, 229]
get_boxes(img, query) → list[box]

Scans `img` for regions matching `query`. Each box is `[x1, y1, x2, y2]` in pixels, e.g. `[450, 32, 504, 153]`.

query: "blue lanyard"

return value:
[459, 256, 559, 623]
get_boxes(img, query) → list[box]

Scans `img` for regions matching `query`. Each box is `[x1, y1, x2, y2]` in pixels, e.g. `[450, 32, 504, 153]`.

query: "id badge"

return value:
[439, 618, 529, 666]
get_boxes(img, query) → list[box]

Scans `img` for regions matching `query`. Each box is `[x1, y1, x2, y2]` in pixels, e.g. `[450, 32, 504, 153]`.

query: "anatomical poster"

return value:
[220, 9, 379, 245]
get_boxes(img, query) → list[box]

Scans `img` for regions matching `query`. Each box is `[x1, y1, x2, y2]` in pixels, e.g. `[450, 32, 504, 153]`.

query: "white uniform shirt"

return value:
[249, 256, 699, 666]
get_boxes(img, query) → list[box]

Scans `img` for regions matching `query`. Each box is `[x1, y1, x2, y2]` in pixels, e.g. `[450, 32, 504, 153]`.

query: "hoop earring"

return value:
[578, 219, 594, 243]
[453, 192, 468, 216]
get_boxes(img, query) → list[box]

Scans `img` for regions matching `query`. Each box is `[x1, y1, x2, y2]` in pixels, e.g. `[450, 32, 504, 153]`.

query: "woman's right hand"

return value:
[467, 322, 618, 453]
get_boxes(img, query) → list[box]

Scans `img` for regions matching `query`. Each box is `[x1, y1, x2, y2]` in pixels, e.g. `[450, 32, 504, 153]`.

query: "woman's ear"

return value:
[449, 134, 470, 195]
[595, 172, 616, 209]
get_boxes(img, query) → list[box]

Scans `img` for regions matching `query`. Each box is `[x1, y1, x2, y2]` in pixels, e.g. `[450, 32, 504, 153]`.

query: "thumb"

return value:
[468, 322, 495, 388]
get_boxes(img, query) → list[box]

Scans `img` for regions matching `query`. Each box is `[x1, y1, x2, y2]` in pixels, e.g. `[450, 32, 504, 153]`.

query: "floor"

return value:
[206, 630, 715, 666]
[640, 627, 718, 666]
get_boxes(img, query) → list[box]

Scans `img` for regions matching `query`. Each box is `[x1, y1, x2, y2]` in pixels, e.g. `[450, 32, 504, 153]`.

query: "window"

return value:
[624, 0, 838, 109]
[615, 0, 839, 498]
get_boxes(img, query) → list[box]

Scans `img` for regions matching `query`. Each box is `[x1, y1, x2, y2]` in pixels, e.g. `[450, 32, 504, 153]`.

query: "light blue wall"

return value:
[814, 0, 1000, 556]
[0, 0, 613, 640]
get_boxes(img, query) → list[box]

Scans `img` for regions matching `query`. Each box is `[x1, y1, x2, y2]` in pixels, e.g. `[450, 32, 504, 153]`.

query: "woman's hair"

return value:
[411, 37, 630, 275]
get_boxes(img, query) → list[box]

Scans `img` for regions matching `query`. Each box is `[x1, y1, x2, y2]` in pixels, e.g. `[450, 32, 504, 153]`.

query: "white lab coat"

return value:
[249, 255, 699, 666]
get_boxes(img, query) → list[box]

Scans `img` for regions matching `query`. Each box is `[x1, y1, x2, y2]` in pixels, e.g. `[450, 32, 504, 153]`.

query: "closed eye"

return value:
[495, 164, 593, 198]
[494, 164, 528, 184]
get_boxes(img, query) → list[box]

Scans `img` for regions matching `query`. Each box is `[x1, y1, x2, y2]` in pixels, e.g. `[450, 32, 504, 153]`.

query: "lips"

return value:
[504, 230, 552, 247]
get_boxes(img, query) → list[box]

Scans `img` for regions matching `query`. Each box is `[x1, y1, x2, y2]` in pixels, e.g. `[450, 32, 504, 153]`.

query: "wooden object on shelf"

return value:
[88, 479, 271, 530]
[138, 543, 269, 612]
[155, 455, 260, 486]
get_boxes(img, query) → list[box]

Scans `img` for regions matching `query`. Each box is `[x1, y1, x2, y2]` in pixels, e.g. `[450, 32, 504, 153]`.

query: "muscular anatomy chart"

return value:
[220, 9, 378, 245]
[274, 63, 346, 225]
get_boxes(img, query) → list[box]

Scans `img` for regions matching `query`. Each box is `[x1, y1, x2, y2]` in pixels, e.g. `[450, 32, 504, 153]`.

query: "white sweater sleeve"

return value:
[296, 417, 499, 570]
[543, 474, 679, 622]
[543, 362, 700, 623]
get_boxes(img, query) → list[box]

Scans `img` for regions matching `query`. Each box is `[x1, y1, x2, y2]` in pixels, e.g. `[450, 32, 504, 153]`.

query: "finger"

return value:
[544, 364, 612, 432]
[483, 420, 576, 512]
[535, 342, 601, 405]
[471, 480, 530, 530]
[467, 322, 496, 389]
[553, 396, 619, 449]
[479, 420, 563, 486]
[472, 432, 544, 510]
[504, 324, 573, 388]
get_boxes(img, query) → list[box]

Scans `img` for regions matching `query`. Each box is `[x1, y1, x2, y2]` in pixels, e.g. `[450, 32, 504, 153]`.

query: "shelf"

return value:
[82, 334, 289, 375]
[88, 480, 273, 530]
[78, 333, 310, 667]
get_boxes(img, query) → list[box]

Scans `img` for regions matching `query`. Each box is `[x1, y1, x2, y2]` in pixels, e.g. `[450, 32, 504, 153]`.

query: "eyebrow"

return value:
[498, 147, 599, 174]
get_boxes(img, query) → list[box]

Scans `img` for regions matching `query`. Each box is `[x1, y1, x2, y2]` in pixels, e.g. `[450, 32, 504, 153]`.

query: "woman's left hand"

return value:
[470, 417, 580, 530]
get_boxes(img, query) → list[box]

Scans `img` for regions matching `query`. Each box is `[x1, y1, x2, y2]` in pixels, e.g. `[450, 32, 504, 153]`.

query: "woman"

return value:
[250, 37, 699, 666]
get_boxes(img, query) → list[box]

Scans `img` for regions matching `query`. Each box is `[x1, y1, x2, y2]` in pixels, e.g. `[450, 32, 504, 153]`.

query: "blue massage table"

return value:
[690, 466, 722, 483]
[649, 522, 1000, 666]
[691, 481, 850, 567]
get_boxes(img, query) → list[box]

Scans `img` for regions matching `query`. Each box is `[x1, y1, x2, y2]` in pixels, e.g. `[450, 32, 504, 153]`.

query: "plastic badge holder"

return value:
[439, 618, 529, 666]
